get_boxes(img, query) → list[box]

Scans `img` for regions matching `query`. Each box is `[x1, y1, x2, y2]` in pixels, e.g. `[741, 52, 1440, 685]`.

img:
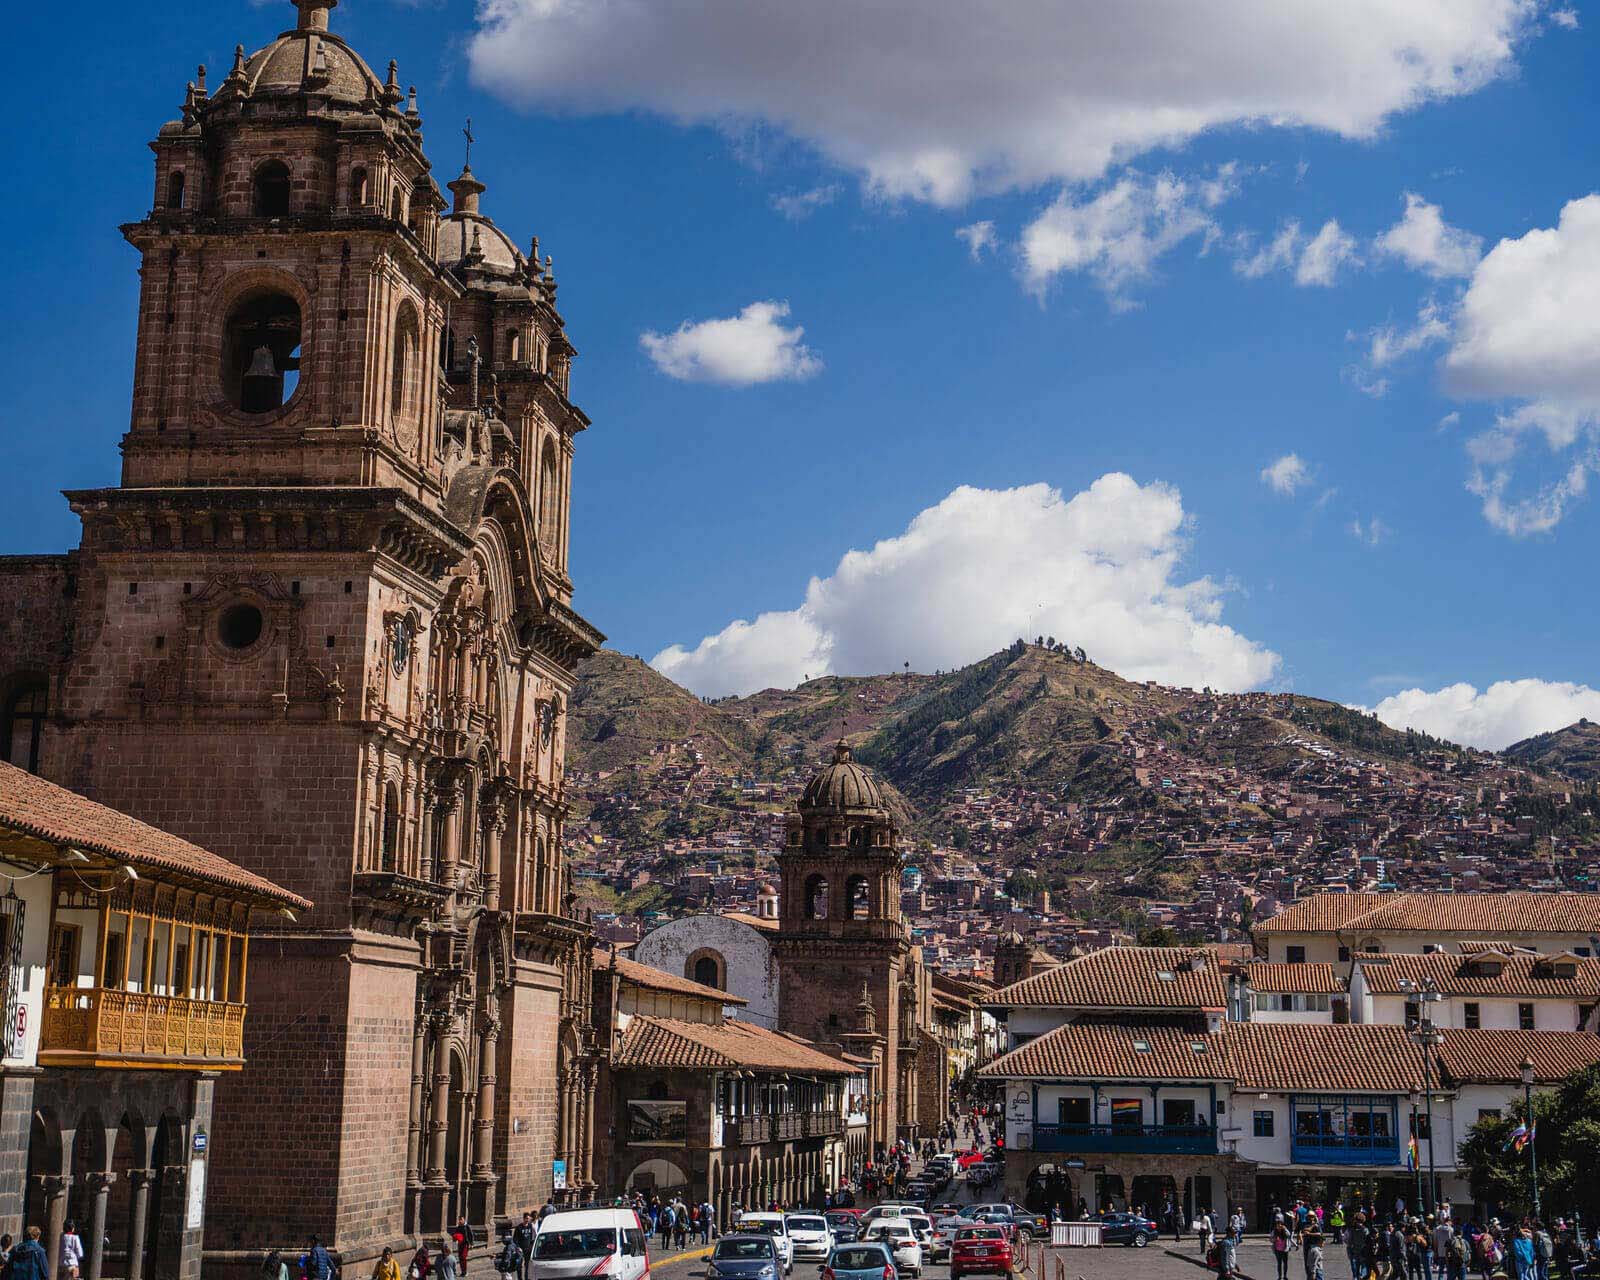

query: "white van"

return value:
[532, 1209, 651, 1280]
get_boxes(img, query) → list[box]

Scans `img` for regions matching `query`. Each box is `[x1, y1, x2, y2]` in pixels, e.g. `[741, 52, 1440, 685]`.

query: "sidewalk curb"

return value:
[654, 1246, 714, 1271]
[1160, 1246, 1255, 1280]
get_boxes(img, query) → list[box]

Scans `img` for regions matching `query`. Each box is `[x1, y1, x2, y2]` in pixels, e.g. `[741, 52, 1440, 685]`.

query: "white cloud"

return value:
[1442, 194, 1600, 532]
[1364, 297, 1453, 368]
[771, 184, 841, 221]
[1296, 219, 1361, 286]
[1020, 170, 1228, 304]
[652, 475, 1280, 697]
[468, 0, 1541, 206]
[956, 221, 998, 259]
[1261, 454, 1310, 496]
[1375, 192, 1484, 278]
[1372, 678, 1600, 750]
[1236, 222, 1304, 279]
[1551, 7, 1580, 27]
[1234, 218, 1360, 286]
[1349, 515, 1390, 547]
[640, 300, 822, 385]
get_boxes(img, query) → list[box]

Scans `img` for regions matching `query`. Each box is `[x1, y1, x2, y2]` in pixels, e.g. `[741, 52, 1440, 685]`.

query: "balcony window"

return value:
[1057, 1097, 1090, 1127]
[1253, 1110, 1275, 1138]
[1286, 945, 1306, 964]
[40, 877, 254, 1068]
[1519, 1003, 1535, 1031]
[1464, 1002, 1481, 1029]
[1110, 1098, 1142, 1130]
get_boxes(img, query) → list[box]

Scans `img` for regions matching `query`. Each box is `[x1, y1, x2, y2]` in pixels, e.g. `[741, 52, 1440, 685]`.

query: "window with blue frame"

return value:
[1253, 1111, 1274, 1138]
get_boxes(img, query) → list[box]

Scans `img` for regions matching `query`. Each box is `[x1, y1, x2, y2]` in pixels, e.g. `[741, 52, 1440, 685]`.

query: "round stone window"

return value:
[217, 603, 265, 651]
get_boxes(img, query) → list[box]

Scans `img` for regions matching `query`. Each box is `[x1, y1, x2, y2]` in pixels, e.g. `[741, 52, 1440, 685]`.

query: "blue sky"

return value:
[5, 0, 1600, 748]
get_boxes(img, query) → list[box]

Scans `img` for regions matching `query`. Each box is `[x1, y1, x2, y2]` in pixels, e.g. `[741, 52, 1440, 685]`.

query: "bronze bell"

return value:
[243, 346, 277, 381]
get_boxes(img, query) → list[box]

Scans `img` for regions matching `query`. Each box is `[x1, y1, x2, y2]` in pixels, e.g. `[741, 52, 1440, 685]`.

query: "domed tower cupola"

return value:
[778, 740, 903, 935]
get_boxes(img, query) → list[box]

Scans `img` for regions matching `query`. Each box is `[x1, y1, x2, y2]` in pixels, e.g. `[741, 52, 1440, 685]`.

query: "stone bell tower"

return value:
[17, 0, 604, 1270]
[773, 742, 914, 1148]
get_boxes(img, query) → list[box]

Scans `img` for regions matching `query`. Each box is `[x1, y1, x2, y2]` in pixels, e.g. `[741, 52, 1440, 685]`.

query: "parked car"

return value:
[968, 1203, 1047, 1237]
[821, 1242, 897, 1280]
[737, 1214, 794, 1273]
[707, 1236, 783, 1280]
[954, 1150, 988, 1170]
[824, 1212, 862, 1244]
[784, 1215, 835, 1263]
[1096, 1212, 1157, 1248]
[532, 1209, 651, 1280]
[949, 1226, 1014, 1280]
[861, 1220, 923, 1279]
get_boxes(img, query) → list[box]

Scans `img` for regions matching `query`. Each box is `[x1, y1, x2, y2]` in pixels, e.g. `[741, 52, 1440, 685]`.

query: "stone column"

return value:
[437, 769, 464, 890]
[425, 1016, 453, 1184]
[467, 998, 496, 1222]
[581, 1061, 598, 1189]
[407, 1011, 427, 1188]
[480, 789, 507, 913]
[125, 1169, 154, 1280]
[84, 1171, 116, 1280]
[39, 1175, 71, 1280]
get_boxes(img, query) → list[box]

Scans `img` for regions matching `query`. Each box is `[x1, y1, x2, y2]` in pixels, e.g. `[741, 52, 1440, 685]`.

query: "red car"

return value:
[954, 1150, 988, 1169]
[950, 1227, 1014, 1280]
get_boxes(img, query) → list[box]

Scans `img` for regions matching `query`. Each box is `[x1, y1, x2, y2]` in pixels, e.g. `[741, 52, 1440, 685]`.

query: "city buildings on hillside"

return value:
[0, 761, 306, 1280]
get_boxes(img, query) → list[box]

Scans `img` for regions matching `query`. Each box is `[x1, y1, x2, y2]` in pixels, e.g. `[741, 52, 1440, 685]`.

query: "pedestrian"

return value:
[1307, 1230, 1326, 1280]
[513, 1212, 536, 1280]
[453, 1219, 471, 1273]
[0, 1235, 13, 1275]
[373, 1246, 402, 1280]
[408, 1244, 432, 1280]
[6, 1228, 49, 1280]
[495, 1233, 524, 1280]
[1346, 1216, 1369, 1280]
[1535, 1223, 1553, 1280]
[1220, 1232, 1239, 1280]
[1435, 1220, 1457, 1280]
[674, 1203, 688, 1251]
[303, 1236, 334, 1280]
[435, 1239, 459, 1280]
[1514, 1229, 1537, 1280]
[700, 1201, 715, 1245]
[1273, 1219, 1294, 1280]
[658, 1203, 674, 1251]
[58, 1222, 83, 1280]
[541, 1199, 556, 1223]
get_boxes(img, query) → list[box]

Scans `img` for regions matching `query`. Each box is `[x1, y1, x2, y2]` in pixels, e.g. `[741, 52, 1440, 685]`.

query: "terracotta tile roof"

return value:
[1244, 963, 1344, 994]
[1257, 891, 1600, 938]
[1254, 892, 1392, 935]
[722, 910, 780, 933]
[989, 946, 1228, 1011]
[0, 760, 309, 908]
[981, 1024, 1231, 1082]
[982, 1017, 1600, 1092]
[1222, 1023, 1424, 1093]
[597, 952, 749, 1004]
[1355, 951, 1600, 999]
[1435, 1029, 1600, 1084]
[611, 1015, 854, 1074]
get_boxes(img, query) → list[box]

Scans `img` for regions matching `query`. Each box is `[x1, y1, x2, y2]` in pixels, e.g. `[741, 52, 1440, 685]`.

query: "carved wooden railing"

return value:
[40, 987, 247, 1066]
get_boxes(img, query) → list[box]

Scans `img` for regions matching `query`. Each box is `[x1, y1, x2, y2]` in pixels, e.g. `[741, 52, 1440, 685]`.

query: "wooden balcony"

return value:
[39, 986, 247, 1069]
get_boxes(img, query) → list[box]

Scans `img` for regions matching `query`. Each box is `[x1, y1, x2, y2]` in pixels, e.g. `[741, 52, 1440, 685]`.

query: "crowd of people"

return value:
[1195, 1199, 1595, 1280]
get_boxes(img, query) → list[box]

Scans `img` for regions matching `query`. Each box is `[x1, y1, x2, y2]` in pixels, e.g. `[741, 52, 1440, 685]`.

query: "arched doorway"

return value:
[1025, 1164, 1076, 1216]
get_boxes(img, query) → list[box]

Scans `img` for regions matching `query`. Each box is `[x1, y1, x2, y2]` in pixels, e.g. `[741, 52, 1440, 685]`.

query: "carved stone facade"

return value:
[0, 0, 602, 1271]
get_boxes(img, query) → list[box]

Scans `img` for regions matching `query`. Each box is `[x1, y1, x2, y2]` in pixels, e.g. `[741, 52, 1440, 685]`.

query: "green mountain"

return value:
[1505, 719, 1600, 780]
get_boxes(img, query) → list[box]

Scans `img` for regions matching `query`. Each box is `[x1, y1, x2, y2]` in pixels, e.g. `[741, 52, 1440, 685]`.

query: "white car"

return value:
[532, 1210, 651, 1280]
[737, 1214, 793, 1274]
[860, 1205, 920, 1226]
[862, 1221, 923, 1279]
[783, 1214, 834, 1263]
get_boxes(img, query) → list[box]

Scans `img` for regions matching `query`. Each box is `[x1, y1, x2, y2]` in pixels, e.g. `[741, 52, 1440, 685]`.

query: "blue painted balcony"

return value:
[1290, 1133, 1401, 1166]
[1032, 1123, 1218, 1155]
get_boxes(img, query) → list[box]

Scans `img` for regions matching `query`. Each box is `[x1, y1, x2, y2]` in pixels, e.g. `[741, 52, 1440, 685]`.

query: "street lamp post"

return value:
[1521, 1056, 1541, 1222]
[1402, 979, 1446, 1213]
[1408, 1089, 1423, 1215]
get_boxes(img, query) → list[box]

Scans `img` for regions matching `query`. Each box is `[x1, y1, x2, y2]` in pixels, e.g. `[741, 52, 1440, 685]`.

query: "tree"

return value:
[1460, 1063, 1600, 1221]
[1137, 925, 1180, 947]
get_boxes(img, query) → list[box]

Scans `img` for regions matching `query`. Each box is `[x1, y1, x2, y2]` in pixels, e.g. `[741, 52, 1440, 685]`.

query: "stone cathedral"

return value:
[0, 0, 604, 1270]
